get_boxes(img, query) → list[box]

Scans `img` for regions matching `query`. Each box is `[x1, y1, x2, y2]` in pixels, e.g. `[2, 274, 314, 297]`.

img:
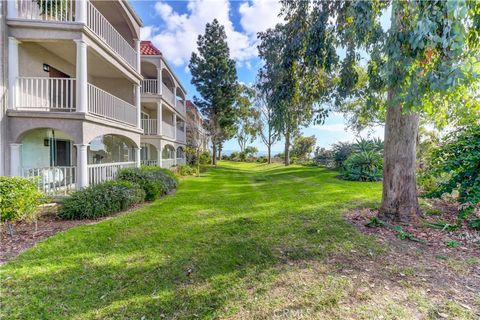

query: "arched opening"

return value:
[88, 134, 136, 164]
[176, 146, 186, 166]
[141, 61, 158, 94]
[161, 144, 175, 168]
[141, 143, 158, 166]
[18, 128, 76, 194]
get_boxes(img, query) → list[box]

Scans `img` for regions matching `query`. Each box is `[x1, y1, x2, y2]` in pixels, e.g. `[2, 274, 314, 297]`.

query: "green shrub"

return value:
[0, 177, 42, 227]
[199, 151, 212, 165]
[176, 165, 198, 176]
[58, 180, 145, 220]
[421, 125, 480, 220]
[340, 151, 383, 182]
[118, 167, 178, 201]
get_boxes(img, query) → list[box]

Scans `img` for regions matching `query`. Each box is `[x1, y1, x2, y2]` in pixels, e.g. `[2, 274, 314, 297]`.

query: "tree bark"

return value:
[212, 143, 217, 166]
[218, 144, 222, 160]
[379, 91, 420, 224]
[267, 145, 271, 164]
[284, 131, 290, 166]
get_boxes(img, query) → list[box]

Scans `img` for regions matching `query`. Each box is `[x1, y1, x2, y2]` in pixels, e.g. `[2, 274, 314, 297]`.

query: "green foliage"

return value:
[291, 135, 316, 161]
[176, 165, 198, 177]
[445, 240, 460, 248]
[313, 147, 334, 167]
[424, 221, 458, 232]
[199, 150, 212, 165]
[421, 126, 480, 219]
[341, 151, 383, 182]
[235, 84, 259, 152]
[332, 142, 354, 167]
[189, 19, 238, 164]
[118, 167, 178, 201]
[468, 219, 480, 230]
[58, 181, 145, 220]
[0, 177, 42, 223]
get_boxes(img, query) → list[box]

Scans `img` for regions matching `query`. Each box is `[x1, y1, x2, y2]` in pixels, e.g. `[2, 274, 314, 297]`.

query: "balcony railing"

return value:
[88, 161, 135, 185]
[162, 84, 175, 107]
[22, 166, 76, 195]
[176, 129, 186, 142]
[176, 99, 186, 114]
[141, 160, 158, 167]
[162, 122, 175, 139]
[88, 83, 137, 126]
[141, 119, 157, 135]
[16, 0, 75, 21]
[176, 158, 186, 166]
[86, 2, 137, 69]
[141, 79, 158, 95]
[12, 0, 137, 70]
[161, 159, 174, 169]
[15, 77, 76, 111]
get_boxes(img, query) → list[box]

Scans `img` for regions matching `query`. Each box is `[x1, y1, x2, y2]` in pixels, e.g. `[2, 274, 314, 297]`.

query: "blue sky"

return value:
[131, 0, 384, 153]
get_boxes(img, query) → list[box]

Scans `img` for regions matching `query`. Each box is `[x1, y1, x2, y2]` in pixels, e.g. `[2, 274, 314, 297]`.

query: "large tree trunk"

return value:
[218, 144, 222, 160]
[284, 131, 290, 166]
[379, 93, 420, 224]
[212, 143, 217, 166]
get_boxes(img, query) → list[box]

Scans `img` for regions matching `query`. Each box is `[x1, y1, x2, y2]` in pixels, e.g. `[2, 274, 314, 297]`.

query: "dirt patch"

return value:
[0, 202, 147, 264]
[344, 205, 480, 316]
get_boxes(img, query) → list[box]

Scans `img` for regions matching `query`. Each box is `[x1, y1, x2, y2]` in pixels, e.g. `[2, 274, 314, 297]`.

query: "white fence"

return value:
[176, 158, 186, 166]
[162, 122, 175, 139]
[15, 77, 76, 111]
[88, 83, 137, 126]
[176, 99, 186, 114]
[87, 162, 136, 185]
[161, 159, 174, 168]
[141, 79, 158, 94]
[141, 160, 158, 166]
[16, 0, 75, 22]
[142, 119, 158, 135]
[86, 1, 137, 69]
[162, 84, 175, 107]
[22, 166, 76, 196]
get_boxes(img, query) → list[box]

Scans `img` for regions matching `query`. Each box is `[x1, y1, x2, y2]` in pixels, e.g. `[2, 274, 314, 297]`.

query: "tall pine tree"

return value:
[189, 19, 238, 165]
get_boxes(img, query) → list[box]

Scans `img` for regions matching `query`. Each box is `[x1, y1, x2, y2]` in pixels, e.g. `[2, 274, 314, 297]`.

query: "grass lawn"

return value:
[1, 162, 477, 319]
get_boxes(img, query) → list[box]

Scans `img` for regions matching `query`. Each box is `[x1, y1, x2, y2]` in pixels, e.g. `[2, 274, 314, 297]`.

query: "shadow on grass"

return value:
[1, 162, 382, 319]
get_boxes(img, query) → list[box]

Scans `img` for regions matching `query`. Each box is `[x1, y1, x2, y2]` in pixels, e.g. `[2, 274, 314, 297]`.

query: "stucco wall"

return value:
[0, 1, 6, 175]
[19, 42, 76, 78]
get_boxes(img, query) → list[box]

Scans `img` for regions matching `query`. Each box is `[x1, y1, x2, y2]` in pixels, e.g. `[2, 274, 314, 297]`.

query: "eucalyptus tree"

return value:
[254, 84, 280, 164]
[257, 19, 330, 166]
[189, 19, 239, 165]
[279, 0, 480, 223]
[235, 84, 258, 152]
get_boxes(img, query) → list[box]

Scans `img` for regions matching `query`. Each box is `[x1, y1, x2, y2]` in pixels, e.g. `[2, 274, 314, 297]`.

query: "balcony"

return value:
[176, 129, 186, 143]
[141, 119, 158, 135]
[12, 0, 138, 70]
[162, 83, 175, 107]
[141, 79, 158, 95]
[14, 77, 138, 127]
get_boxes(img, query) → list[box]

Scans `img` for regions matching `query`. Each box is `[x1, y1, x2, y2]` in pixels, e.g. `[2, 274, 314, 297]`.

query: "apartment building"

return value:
[186, 100, 208, 152]
[138, 41, 187, 168]
[0, 0, 188, 195]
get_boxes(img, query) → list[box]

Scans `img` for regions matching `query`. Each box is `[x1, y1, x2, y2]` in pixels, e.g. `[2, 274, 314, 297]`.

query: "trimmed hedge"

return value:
[58, 180, 145, 220]
[0, 177, 42, 223]
[117, 167, 178, 201]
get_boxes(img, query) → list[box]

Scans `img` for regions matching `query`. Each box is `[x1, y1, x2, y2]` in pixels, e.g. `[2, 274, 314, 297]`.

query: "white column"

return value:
[9, 144, 21, 176]
[8, 37, 19, 110]
[75, 144, 89, 189]
[174, 146, 177, 166]
[134, 39, 141, 72]
[75, 0, 87, 23]
[7, 0, 17, 19]
[135, 148, 141, 168]
[75, 39, 88, 113]
[135, 84, 141, 129]
[158, 141, 163, 168]
[173, 113, 177, 140]
[157, 67, 162, 95]
[157, 102, 162, 136]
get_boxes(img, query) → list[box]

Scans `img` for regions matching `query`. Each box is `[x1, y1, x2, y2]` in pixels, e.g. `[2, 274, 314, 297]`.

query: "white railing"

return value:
[176, 129, 186, 142]
[141, 79, 158, 94]
[176, 99, 186, 114]
[162, 122, 175, 139]
[88, 83, 137, 126]
[22, 166, 76, 196]
[86, 1, 137, 69]
[141, 119, 158, 135]
[141, 160, 158, 167]
[176, 158, 186, 166]
[16, 0, 75, 22]
[15, 77, 76, 111]
[161, 159, 174, 169]
[162, 84, 175, 106]
[88, 161, 136, 185]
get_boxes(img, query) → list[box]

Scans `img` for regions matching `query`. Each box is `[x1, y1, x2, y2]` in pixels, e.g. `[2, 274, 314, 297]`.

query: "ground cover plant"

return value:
[1, 162, 478, 319]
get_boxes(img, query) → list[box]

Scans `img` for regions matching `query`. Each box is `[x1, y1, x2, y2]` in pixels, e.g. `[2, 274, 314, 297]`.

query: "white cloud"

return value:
[141, 0, 283, 68]
[238, 0, 283, 35]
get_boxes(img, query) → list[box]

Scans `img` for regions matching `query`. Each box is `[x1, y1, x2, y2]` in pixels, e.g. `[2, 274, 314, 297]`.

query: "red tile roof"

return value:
[186, 100, 196, 109]
[140, 41, 162, 56]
